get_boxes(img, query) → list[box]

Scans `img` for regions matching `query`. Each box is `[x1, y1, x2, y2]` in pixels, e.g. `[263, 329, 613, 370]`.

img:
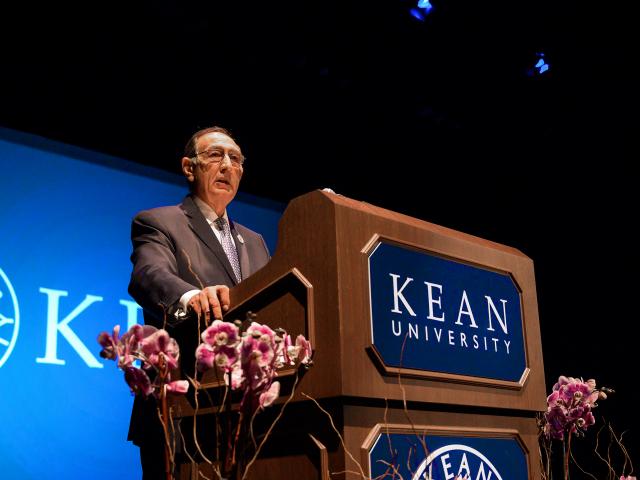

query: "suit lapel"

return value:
[181, 196, 239, 285]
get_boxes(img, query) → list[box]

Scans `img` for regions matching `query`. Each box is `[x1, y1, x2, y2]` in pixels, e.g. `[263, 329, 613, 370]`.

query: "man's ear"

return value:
[181, 157, 195, 182]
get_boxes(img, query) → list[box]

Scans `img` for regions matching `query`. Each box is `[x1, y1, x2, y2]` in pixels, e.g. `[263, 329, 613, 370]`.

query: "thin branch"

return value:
[568, 444, 599, 480]
[249, 402, 261, 450]
[396, 333, 429, 461]
[197, 470, 213, 480]
[593, 423, 614, 477]
[381, 398, 400, 479]
[371, 460, 396, 480]
[157, 386, 174, 480]
[186, 376, 215, 467]
[537, 423, 552, 480]
[301, 392, 368, 480]
[606, 424, 614, 480]
[405, 446, 416, 479]
[241, 372, 301, 480]
[331, 469, 375, 479]
[610, 426, 634, 477]
[177, 425, 198, 474]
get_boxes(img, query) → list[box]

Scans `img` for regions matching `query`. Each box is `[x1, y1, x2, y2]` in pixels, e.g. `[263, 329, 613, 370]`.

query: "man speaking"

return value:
[127, 126, 270, 479]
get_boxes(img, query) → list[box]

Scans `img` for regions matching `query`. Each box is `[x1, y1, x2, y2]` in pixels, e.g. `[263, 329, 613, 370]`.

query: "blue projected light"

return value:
[0, 128, 283, 479]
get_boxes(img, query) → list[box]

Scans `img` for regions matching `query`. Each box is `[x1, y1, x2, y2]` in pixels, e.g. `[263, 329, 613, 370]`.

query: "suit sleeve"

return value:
[128, 210, 198, 325]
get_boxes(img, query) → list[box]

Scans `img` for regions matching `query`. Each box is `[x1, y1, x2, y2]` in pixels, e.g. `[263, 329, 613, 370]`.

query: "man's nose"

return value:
[219, 153, 233, 169]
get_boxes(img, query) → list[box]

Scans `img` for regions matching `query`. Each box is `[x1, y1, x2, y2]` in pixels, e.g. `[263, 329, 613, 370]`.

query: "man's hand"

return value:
[187, 285, 230, 322]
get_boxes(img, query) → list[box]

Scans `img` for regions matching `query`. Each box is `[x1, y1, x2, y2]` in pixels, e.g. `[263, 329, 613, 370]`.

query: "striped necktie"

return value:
[214, 217, 241, 282]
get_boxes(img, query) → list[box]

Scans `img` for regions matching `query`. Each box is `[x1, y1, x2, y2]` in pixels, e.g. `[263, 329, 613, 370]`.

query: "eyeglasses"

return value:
[191, 147, 245, 169]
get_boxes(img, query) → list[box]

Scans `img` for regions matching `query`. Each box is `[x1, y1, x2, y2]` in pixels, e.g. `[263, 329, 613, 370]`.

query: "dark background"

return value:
[2, 0, 637, 475]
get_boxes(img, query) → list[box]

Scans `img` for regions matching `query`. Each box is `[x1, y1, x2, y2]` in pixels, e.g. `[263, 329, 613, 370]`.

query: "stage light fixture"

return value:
[417, 0, 434, 14]
[410, 8, 426, 21]
[410, 0, 433, 21]
[534, 52, 550, 74]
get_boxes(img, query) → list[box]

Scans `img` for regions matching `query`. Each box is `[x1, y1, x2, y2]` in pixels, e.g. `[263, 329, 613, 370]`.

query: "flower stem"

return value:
[231, 411, 244, 472]
[161, 384, 172, 480]
[564, 431, 572, 480]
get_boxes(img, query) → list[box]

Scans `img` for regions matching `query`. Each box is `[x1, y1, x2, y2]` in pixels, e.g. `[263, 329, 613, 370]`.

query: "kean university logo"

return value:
[0, 267, 20, 368]
[412, 444, 503, 480]
[368, 431, 528, 480]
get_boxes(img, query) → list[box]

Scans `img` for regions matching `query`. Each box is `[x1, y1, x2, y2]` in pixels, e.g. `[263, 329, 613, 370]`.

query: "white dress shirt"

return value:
[176, 196, 238, 314]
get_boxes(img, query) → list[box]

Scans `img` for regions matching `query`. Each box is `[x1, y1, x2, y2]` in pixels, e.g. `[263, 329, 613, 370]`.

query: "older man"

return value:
[127, 126, 270, 479]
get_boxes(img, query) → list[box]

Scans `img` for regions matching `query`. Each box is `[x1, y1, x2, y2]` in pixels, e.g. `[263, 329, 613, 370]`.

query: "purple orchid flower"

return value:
[124, 366, 153, 397]
[544, 375, 605, 440]
[193, 320, 313, 416]
[140, 329, 180, 370]
[99, 324, 188, 398]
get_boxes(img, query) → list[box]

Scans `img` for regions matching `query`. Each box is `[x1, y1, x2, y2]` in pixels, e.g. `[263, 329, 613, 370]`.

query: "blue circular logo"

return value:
[412, 444, 503, 480]
[0, 267, 20, 368]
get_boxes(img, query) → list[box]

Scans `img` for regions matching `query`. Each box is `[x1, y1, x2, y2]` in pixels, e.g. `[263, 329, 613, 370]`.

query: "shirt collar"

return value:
[193, 195, 228, 227]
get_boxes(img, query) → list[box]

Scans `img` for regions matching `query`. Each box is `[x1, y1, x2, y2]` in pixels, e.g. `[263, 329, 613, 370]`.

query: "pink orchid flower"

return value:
[544, 375, 605, 440]
[246, 322, 276, 345]
[97, 325, 120, 360]
[166, 380, 189, 394]
[201, 320, 240, 347]
[295, 335, 312, 364]
[259, 381, 280, 408]
[192, 320, 314, 416]
[140, 329, 180, 369]
[280, 333, 294, 366]
[195, 343, 216, 371]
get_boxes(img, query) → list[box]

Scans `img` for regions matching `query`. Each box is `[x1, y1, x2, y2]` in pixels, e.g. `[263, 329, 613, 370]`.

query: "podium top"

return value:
[228, 190, 546, 412]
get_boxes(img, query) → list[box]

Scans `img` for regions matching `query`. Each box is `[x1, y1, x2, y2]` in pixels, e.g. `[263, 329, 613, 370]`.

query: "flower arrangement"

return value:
[538, 375, 634, 480]
[98, 324, 189, 479]
[97, 324, 188, 397]
[194, 318, 313, 478]
[100, 324, 638, 480]
[196, 319, 312, 413]
[542, 376, 604, 442]
[98, 317, 312, 480]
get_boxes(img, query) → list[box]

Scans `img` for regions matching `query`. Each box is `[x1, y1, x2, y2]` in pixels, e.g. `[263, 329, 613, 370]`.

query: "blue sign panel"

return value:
[369, 432, 528, 480]
[368, 241, 525, 382]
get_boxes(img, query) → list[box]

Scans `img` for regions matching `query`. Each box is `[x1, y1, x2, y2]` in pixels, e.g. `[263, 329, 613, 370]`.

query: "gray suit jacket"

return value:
[127, 194, 270, 444]
[128, 194, 270, 324]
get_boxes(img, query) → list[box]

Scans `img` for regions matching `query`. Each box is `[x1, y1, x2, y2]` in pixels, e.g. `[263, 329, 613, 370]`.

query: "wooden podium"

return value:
[179, 189, 546, 479]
